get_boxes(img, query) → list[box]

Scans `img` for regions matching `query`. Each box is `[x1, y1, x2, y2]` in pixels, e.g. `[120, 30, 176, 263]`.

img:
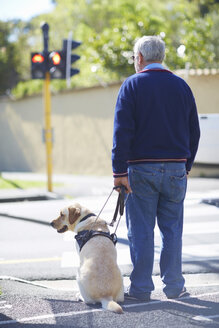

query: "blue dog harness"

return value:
[74, 213, 117, 251]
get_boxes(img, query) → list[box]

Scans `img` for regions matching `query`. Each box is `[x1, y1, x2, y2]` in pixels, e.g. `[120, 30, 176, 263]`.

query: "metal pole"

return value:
[41, 23, 53, 192]
[44, 71, 53, 192]
[41, 23, 49, 53]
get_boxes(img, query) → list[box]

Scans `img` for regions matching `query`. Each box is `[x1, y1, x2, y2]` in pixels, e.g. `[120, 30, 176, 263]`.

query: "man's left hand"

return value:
[114, 176, 132, 194]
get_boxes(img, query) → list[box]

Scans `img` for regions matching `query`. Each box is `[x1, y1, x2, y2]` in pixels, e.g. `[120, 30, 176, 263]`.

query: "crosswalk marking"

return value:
[182, 243, 219, 260]
[0, 301, 12, 310]
[61, 252, 79, 267]
[0, 304, 12, 309]
[184, 204, 219, 217]
[116, 220, 219, 239]
[60, 197, 219, 269]
[0, 257, 61, 265]
[61, 242, 219, 268]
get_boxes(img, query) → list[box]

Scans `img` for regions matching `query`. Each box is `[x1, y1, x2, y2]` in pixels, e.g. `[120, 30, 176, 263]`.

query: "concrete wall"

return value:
[182, 72, 219, 114]
[0, 72, 218, 175]
[0, 84, 118, 175]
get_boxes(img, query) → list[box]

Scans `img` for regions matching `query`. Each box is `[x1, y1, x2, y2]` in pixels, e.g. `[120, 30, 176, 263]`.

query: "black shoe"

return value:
[166, 287, 188, 299]
[124, 291, 151, 302]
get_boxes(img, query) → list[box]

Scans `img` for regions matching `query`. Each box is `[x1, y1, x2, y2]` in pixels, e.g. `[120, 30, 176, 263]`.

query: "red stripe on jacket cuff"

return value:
[113, 172, 128, 177]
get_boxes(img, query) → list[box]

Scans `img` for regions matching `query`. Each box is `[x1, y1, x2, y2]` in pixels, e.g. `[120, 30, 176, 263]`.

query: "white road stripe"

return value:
[63, 219, 219, 242]
[184, 205, 219, 217]
[0, 291, 218, 326]
[0, 305, 12, 309]
[61, 251, 79, 267]
[61, 203, 219, 267]
[61, 241, 219, 268]
[192, 314, 219, 322]
[154, 221, 219, 236]
[0, 276, 52, 289]
[123, 291, 219, 309]
[186, 190, 219, 202]
[182, 243, 219, 260]
[183, 221, 219, 235]
[63, 221, 219, 244]
[0, 309, 102, 326]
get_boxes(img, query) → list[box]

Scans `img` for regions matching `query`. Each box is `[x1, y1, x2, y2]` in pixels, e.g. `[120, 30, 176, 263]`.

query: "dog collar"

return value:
[80, 213, 96, 223]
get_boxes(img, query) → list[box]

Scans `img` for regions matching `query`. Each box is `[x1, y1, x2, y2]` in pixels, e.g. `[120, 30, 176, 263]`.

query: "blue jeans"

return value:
[126, 162, 187, 297]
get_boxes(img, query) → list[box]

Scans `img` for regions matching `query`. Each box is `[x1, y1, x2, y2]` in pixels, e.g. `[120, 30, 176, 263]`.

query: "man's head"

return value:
[133, 35, 165, 73]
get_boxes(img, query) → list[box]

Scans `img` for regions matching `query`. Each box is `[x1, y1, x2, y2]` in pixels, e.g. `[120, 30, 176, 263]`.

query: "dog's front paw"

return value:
[75, 292, 84, 302]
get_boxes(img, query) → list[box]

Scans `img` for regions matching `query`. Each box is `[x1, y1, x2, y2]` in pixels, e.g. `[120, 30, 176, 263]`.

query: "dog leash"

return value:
[75, 185, 129, 251]
[88, 185, 128, 233]
[109, 185, 127, 226]
[110, 186, 129, 236]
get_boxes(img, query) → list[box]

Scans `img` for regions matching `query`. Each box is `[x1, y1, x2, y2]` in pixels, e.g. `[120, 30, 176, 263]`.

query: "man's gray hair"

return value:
[134, 36, 165, 62]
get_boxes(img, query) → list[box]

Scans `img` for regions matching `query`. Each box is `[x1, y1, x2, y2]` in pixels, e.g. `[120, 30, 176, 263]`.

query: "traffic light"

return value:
[30, 38, 81, 80]
[48, 51, 66, 79]
[63, 39, 81, 78]
[31, 52, 46, 79]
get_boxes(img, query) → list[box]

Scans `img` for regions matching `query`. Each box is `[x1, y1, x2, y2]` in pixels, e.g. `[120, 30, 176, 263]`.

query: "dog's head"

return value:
[51, 203, 90, 233]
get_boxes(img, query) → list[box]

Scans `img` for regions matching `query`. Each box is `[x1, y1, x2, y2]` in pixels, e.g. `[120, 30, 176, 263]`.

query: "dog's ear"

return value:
[68, 207, 81, 225]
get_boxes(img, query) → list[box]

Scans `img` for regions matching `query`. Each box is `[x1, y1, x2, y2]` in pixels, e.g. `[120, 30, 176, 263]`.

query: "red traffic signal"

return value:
[32, 54, 45, 63]
[49, 51, 65, 79]
[31, 52, 46, 79]
[49, 51, 61, 65]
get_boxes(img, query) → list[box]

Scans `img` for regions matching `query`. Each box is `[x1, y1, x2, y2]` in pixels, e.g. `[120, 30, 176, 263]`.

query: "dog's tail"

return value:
[101, 298, 123, 314]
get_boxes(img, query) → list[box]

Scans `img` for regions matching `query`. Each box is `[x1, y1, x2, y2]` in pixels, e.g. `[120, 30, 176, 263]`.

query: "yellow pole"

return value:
[44, 72, 53, 192]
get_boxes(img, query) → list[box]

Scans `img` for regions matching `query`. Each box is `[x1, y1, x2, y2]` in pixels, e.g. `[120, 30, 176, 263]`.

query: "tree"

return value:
[0, 21, 20, 95]
[1, 0, 218, 98]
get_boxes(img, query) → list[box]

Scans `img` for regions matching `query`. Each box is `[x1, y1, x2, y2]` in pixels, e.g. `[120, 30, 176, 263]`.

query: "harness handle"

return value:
[109, 185, 127, 227]
[75, 185, 128, 251]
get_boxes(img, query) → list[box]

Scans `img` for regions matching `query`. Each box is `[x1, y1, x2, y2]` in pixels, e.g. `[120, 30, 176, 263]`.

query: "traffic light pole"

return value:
[31, 23, 81, 192]
[41, 23, 53, 192]
[44, 72, 53, 192]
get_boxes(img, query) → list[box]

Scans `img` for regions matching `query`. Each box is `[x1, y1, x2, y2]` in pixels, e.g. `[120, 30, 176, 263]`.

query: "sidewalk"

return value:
[2, 171, 219, 199]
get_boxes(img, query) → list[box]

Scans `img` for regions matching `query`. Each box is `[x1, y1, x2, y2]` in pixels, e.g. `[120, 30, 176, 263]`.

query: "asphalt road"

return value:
[0, 188, 219, 280]
[0, 279, 219, 328]
[0, 175, 219, 327]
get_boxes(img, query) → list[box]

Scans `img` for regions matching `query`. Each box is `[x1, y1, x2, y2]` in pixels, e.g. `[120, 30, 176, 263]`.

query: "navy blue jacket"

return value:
[112, 69, 200, 176]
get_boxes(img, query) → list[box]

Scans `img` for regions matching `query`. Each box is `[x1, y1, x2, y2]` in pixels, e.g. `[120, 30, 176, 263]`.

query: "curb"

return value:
[0, 192, 64, 204]
[0, 213, 51, 226]
[1, 273, 219, 292]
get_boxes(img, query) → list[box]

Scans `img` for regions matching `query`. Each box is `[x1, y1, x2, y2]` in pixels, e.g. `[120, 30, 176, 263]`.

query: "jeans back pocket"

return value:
[169, 173, 187, 203]
[129, 167, 158, 198]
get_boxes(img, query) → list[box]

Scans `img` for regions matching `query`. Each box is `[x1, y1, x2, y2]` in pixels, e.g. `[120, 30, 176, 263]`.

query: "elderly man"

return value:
[112, 36, 200, 301]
